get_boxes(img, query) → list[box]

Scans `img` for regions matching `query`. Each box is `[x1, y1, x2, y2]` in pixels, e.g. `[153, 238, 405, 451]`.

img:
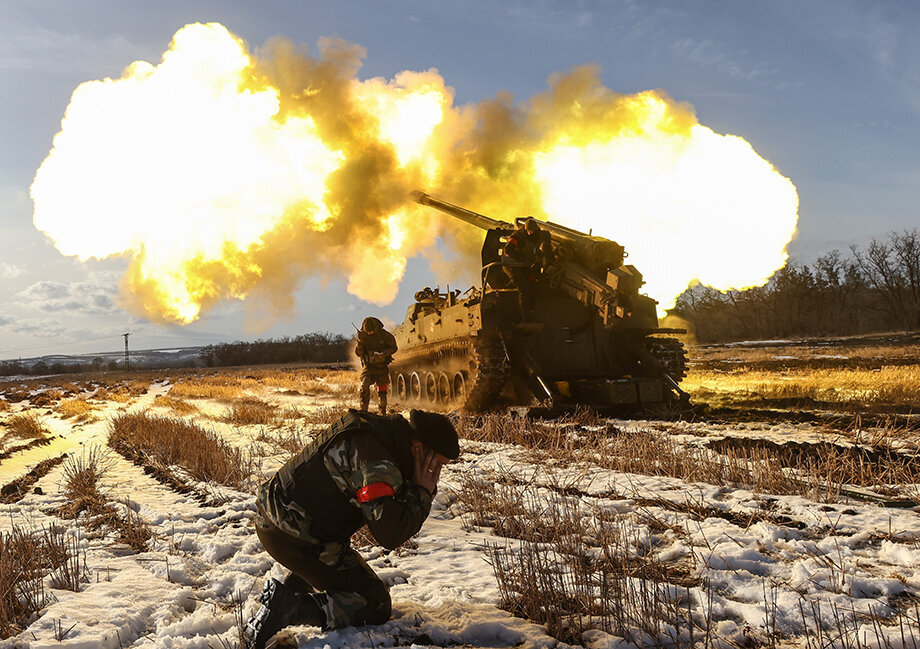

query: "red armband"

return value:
[357, 482, 395, 503]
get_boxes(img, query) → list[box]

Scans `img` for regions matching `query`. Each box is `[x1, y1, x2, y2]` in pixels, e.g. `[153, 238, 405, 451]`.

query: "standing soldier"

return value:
[242, 408, 459, 649]
[502, 216, 551, 316]
[355, 317, 397, 414]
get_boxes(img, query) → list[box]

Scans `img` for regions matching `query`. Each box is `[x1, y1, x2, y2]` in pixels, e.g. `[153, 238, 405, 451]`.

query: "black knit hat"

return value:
[408, 410, 460, 460]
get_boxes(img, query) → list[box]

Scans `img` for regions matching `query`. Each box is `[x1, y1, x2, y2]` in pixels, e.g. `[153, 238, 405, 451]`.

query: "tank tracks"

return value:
[646, 336, 689, 382]
[389, 336, 509, 411]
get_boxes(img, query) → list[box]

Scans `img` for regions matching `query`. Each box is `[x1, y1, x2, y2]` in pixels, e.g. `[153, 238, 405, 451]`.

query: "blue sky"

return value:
[1, 0, 919, 358]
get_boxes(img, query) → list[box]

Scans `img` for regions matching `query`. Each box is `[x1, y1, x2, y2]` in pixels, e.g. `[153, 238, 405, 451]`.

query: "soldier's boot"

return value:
[359, 386, 370, 412]
[242, 578, 325, 649]
[376, 387, 387, 415]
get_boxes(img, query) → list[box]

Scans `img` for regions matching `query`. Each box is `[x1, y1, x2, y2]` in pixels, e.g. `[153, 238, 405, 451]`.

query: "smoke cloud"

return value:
[31, 23, 798, 327]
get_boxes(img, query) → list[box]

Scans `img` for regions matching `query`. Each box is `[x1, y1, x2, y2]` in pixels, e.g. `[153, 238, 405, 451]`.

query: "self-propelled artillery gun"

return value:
[388, 192, 689, 412]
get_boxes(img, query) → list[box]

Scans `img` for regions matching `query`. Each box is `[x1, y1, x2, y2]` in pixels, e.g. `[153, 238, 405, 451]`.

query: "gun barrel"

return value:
[414, 191, 624, 267]
[413, 192, 513, 231]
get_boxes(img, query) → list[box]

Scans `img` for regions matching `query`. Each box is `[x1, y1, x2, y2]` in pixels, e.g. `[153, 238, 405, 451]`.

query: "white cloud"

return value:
[0, 262, 24, 279]
[0, 316, 79, 338]
[15, 280, 118, 315]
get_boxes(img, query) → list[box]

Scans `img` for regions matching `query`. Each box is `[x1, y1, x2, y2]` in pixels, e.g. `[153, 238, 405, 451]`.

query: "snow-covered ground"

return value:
[2, 375, 920, 648]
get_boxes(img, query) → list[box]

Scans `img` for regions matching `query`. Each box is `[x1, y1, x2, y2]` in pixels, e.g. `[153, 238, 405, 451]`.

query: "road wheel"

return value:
[409, 372, 422, 402]
[424, 372, 437, 403]
[437, 372, 451, 404]
[452, 372, 467, 405]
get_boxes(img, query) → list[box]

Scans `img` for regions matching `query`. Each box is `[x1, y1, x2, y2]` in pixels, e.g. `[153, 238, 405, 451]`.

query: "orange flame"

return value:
[31, 22, 798, 325]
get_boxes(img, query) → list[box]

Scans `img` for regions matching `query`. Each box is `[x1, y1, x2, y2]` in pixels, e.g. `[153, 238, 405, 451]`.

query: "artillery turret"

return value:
[388, 193, 689, 411]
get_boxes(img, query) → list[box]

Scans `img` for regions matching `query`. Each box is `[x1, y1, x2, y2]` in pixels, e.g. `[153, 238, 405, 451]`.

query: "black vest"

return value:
[275, 409, 414, 541]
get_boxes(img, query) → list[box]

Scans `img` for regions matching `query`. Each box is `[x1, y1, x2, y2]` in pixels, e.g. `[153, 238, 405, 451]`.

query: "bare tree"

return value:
[891, 229, 920, 328]
[851, 239, 911, 329]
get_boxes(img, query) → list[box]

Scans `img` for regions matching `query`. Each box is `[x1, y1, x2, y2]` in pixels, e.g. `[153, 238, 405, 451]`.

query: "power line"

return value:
[0, 333, 129, 358]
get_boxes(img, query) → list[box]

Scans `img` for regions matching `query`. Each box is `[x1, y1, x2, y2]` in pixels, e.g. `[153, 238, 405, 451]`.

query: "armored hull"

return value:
[388, 193, 689, 412]
[389, 288, 687, 411]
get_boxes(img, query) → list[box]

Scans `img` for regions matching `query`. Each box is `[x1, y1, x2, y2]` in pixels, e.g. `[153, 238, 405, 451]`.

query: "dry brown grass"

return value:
[250, 368, 322, 390]
[0, 525, 73, 639]
[454, 410, 600, 455]
[256, 427, 309, 456]
[168, 381, 246, 401]
[28, 389, 63, 407]
[1, 455, 68, 504]
[297, 379, 353, 396]
[223, 399, 278, 426]
[456, 475, 703, 645]
[299, 406, 346, 427]
[684, 365, 920, 408]
[116, 504, 154, 551]
[55, 398, 94, 420]
[152, 395, 200, 415]
[0, 398, 9, 412]
[57, 448, 113, 519]
[92, 388, 132, 403]
[1, 412, 50, 443]
[0, 387, 31, 404]
[692, 339, 920, 367]
[108, 412, 253, 490]
[54, 450, 159, 553]
[460, 470, 920, 648]
[455, 413, 920, 503]
[251, 367, 358, 396]
[278, 405, 307, 420]
[122, 379, 152, 395]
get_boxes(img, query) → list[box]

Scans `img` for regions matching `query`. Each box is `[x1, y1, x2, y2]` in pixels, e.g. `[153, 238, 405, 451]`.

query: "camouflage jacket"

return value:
[354, 329, 397, 367]
[257, 410, 432, 549]
[504, 227, 551, 267]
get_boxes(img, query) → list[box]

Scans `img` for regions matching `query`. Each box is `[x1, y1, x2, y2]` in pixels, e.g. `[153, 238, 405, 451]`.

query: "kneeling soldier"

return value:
[242, 408, 459, 649]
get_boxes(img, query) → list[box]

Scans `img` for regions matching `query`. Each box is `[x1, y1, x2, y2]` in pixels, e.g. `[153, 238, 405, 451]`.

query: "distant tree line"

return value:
[0, 356, 203, 377]
[0, 331, 350, 376]
[0, 357, 115, 376]
[199, 332, 350, 367]
[672, 229, 920, 342]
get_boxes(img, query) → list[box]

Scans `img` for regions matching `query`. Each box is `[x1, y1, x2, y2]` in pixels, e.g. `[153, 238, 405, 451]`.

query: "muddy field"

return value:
[1, 334, 920, 648]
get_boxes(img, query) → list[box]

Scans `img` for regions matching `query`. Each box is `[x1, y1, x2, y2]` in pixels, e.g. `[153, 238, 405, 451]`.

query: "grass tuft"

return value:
[0, 525, 73, 639]
[152, 395, 200, 415]
[168, 377, 251, 401]
[108, 412, 253, 490]
[29, 389, 63, 407]
[92, 388, 132, 403]
[223, 399, 278, 425]
[55, 398, 94, 420]
[2, 412, 50, 442]
[57, 448, 152, 552]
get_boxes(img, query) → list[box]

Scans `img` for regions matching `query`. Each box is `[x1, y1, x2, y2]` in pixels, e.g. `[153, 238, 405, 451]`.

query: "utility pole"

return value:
[122, 333, 130, 369]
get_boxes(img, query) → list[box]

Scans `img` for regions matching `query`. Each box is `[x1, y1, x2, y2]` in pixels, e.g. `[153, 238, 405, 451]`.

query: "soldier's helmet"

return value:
[362, 316, 383, 334]
[523, 217, 540, 234]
